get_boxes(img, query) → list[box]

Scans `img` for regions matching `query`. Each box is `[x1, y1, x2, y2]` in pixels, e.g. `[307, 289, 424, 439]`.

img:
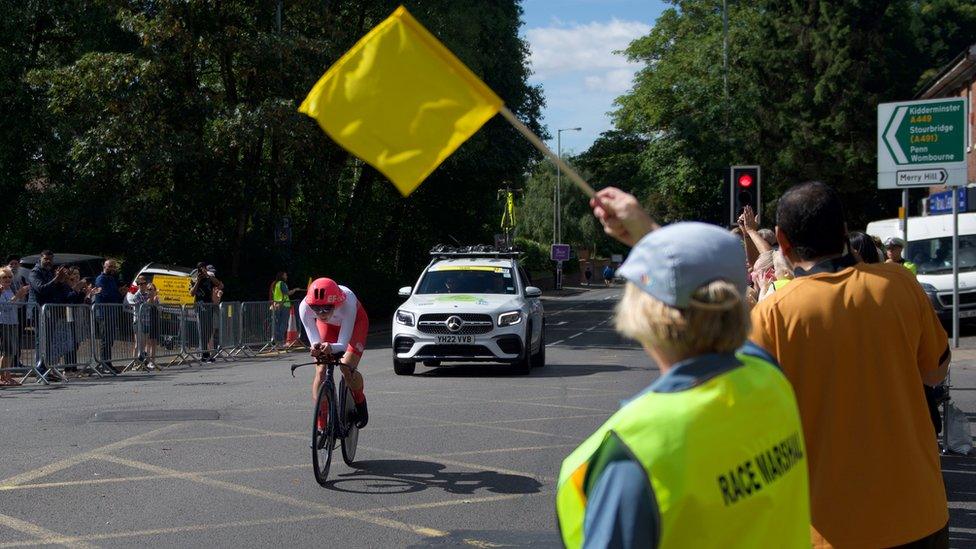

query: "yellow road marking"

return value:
[436, 444, 576, 457]
[0, 512, 97, 549]
[0, 493, 554, 548]
[0, 514, 332, 548]
[0, 464, 307, 492]
[360, 445, 557, 483]
[215, 423, 556, 483]
[0, 423, 184, 488]
[91, 453, 447, 538]
[366, 491, 552, 514]
[391, 393, 614, 413]
[389, 412, 580, 440]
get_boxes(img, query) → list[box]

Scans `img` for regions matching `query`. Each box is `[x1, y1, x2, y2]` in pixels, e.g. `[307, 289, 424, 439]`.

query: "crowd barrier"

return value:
[240, 301, 275, 357]
[0, 301, 289, 385]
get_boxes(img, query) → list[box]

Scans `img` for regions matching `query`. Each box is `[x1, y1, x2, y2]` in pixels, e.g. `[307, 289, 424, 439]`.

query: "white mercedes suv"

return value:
[391, 246, 545, 375]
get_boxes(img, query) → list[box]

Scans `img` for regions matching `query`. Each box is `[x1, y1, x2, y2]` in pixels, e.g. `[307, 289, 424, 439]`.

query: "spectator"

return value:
[560, 202, 810, 548]
[270, 271, 303, 346]
[28, 251, 82, 377]
[207, 265, 223, 303]
[209, 268, 223, 354]
[750, 250, 776, 302]
[884, 236, 918, 275]
[758, 228, 778, 248]
[751, 181, 949, 547]
[5, 255, 29, 370]
[190, 262, 223, 362]
[849, 231, 882, 264]
[583, 264, 593, 286]
[92, 259, 125, 374]
[0, 266, 28, 386]
[28, 250, 77, 307]
[5, 255, 28, 293]
[131, 275, 159, 370]
[61, 266, 96, 372]
[764, 250, 795, 298]
[601, 264, 614, 286]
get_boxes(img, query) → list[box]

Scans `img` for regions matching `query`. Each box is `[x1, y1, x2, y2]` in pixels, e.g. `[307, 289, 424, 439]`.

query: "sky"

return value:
[520, 0, 667, 154]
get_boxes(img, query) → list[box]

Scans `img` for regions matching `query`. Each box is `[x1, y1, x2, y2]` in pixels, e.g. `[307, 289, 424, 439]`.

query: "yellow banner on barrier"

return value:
[153, 275, 194, 306]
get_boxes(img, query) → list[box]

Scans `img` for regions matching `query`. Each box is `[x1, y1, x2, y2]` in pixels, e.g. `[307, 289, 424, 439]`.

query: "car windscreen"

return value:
[906, 235, 976, 275]
[415, 267, 517, 295]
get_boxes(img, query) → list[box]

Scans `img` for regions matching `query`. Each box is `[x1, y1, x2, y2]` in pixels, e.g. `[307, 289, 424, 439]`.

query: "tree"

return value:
[6, 0, 542, 315]
[610, 0, 976, 229]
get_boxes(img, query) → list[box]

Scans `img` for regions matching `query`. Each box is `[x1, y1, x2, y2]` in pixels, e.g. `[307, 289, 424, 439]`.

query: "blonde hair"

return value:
[0, 266, 11, 279]
[772, 250, 794, 280]
[752, 250, 774, 274]
[615, 280, 750, 358]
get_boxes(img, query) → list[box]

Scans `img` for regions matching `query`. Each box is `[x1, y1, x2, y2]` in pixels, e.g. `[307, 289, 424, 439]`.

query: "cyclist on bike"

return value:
[299, 277, 369, 429]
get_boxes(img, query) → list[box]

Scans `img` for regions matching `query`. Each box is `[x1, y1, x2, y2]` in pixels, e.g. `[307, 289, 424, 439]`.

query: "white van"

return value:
[866, 213, 976, 323]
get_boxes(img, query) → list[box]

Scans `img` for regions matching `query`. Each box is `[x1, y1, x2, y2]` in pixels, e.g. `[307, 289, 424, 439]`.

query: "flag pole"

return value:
[499, 106, 595, 198]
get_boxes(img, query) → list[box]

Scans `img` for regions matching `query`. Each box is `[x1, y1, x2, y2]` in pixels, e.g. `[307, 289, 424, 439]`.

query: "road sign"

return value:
[551, 244, 571, 262]
[877, 98, 967, 188]
[928, 187, 971, 215]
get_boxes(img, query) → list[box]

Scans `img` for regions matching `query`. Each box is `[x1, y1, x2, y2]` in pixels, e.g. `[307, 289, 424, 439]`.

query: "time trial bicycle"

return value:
[291, 353, 359, 485]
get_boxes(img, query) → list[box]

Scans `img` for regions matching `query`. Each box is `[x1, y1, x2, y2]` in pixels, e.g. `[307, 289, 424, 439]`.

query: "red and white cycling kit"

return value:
[298, 285, 369, 357]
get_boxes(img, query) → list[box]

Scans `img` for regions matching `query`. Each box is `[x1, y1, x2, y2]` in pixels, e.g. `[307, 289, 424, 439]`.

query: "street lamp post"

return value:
[555, 127, 581, 290]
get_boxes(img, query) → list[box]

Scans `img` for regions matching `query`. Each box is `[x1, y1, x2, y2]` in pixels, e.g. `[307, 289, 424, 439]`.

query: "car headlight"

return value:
[919, 283, 938, 295]
[395, 310, 415, 327]
[497, 310, 522, 327]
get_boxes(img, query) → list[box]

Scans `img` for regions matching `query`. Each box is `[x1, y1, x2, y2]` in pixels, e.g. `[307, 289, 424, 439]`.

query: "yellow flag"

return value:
[299, 6, 503, 196]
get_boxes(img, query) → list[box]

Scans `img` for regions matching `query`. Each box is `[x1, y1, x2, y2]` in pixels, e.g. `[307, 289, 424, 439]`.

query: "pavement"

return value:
[0, 285, 974, 547]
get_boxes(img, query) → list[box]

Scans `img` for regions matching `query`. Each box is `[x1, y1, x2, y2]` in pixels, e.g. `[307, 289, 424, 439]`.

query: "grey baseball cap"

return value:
[884, 236, 906, 248]
[617, 222, 747, 308]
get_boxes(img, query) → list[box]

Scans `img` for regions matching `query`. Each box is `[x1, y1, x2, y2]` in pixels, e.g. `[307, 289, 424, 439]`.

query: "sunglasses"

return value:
[310, 305, 335, 314]
[137, 281, 148, 285]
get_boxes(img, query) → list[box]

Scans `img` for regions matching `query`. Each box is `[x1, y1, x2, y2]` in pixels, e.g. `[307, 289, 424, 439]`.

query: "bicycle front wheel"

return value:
[311, 380, 335, 486]
[340, 378, 359, 465]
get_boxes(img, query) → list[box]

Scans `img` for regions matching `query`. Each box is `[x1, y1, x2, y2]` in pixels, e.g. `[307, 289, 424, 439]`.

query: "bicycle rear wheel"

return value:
[340, 378, 359, 465]
[311, 380, 335, 486]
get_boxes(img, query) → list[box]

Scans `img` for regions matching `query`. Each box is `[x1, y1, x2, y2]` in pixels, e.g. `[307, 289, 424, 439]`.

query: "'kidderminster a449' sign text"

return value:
[877, 98, 967, 189]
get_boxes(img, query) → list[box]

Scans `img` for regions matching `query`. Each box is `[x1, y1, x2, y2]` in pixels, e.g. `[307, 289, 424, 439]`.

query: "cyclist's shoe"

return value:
[353, 399, 368, 429]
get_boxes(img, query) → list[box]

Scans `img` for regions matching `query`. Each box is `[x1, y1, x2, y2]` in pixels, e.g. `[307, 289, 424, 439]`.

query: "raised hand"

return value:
[589, 187, 659, 247]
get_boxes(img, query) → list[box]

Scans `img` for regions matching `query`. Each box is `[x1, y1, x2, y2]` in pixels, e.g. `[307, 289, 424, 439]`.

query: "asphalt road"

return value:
[2, 286, 976, 548]
[0, 286, 652, 548]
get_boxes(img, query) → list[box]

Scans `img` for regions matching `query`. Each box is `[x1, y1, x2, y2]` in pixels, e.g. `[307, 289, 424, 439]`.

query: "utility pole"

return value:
[555, 127, 581, 290]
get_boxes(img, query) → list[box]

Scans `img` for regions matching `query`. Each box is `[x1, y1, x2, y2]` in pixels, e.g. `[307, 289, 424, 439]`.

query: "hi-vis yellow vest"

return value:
[556, 353, 810, 548]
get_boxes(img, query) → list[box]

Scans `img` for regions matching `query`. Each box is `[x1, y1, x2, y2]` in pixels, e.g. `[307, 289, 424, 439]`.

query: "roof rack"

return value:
[429, 244, 522, 259]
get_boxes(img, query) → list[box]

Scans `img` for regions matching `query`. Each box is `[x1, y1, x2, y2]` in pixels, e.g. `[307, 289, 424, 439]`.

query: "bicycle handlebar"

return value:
[289, 353, 344, 377]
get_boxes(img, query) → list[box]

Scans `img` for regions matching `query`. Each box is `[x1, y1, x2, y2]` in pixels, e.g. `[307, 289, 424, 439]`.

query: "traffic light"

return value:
[730, 165, 761, 226]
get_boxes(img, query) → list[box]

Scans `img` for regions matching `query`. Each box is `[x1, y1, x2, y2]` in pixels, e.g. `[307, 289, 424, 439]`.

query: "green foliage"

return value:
[610, 0, 976, 228]
[516, 131, 640, 258]
[1, 0, 542, 316]
[514, 236, 549, 273]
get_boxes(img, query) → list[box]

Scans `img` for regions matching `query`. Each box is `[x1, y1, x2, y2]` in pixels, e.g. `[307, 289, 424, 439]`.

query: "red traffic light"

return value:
[737, 173, 753, 188]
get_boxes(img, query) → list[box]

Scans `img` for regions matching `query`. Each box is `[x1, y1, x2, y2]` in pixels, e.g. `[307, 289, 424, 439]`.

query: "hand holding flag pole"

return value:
[299, 5, 595, 199]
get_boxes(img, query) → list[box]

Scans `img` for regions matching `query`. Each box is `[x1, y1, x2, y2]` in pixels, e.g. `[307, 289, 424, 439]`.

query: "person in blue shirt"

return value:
[93, 259, 126, 373]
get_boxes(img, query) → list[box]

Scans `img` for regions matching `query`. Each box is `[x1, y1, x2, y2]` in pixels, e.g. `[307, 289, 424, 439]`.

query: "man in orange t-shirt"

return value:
[751, 181, 950, 548]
